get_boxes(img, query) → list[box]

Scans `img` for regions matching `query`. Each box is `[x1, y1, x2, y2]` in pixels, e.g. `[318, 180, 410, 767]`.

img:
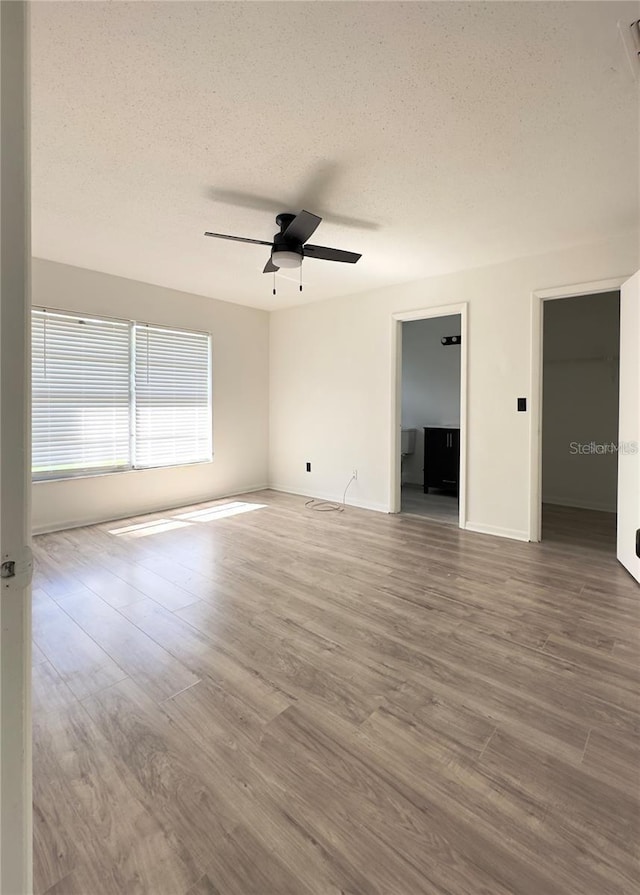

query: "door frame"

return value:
[529, 276, 628, 542]
[1, 2, 32, 892]
[617, 271, 640, 583]
[390, 302, 468, 528]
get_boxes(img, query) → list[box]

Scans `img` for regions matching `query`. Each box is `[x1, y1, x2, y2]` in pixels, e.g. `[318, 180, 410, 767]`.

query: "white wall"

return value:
[269, 232, 638, 540]
[542, 292, 619, 512]
[401, 315, 461, 485]
[32, 259, 269, 532]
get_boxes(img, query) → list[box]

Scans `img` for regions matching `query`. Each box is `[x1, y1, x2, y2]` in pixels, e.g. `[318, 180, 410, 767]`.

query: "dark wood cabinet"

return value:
[423, 427, 460, 495]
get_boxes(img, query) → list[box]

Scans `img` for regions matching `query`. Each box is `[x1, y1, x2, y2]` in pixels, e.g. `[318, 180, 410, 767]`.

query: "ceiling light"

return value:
[272, 249, 302, 269]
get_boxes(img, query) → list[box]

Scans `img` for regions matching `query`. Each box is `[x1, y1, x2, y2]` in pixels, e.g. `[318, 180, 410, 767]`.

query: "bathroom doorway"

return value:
[390, 306, 467, 527]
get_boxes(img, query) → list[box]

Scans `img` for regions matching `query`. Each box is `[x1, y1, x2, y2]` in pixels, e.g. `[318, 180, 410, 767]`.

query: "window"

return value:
[32, 311, 131, 479]
[134, 325, 212, 469]
[32, 310, 212, 481]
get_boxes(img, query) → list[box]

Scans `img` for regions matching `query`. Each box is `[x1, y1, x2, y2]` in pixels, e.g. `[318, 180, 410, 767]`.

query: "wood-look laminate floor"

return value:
[400, 485, 459, 524]
[32, 492, 639, 895]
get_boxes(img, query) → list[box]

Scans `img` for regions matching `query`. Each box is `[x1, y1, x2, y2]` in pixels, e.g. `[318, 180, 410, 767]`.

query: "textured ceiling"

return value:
[31, 1, 640, 310]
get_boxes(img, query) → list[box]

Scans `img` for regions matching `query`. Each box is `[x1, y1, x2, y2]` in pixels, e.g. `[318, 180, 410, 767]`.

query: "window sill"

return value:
[33, 457, 214, 484]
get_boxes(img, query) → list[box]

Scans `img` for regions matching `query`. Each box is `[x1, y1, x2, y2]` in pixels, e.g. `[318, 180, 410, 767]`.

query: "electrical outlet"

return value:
[353, 468, 358, 480]
[306, 462, 311, 472]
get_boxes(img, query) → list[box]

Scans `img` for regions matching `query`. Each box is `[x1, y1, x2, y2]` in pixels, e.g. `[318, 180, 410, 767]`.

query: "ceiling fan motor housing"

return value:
[272, 218, 304, 267]
[275, 213, 296, 231]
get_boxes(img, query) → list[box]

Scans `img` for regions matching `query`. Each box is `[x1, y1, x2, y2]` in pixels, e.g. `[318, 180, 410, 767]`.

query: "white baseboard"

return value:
[542, 496, 616, 514]
[268, 484, 390, 514]
[464, 521, 530, 542]
[32, 484, 270, 535]
[271, 487, 533, 541]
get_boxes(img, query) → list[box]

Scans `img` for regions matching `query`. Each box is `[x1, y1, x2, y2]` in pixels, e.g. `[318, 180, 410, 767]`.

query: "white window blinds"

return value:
[32, 311, 131, 480]
[32, 312, 212, 481]
[134, 324, 211, 469]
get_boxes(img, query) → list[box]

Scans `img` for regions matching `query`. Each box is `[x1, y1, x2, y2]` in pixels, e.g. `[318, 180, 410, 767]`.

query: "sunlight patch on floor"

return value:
[175, 502, 267, 522]
[108, 518, 192, 538]
[109, 501, 267, 537]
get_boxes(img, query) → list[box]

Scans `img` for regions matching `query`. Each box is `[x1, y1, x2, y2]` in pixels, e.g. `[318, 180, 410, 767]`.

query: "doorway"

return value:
[390, 304, 467, 527]
[540, 290, 620, 551]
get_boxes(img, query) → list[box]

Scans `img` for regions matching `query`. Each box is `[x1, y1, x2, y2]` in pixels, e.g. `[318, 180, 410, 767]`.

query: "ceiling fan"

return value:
[204, 210, 361, 273]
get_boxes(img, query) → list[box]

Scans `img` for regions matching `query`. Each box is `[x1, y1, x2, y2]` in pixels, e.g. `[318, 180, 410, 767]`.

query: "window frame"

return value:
[32, 307, 213, 483]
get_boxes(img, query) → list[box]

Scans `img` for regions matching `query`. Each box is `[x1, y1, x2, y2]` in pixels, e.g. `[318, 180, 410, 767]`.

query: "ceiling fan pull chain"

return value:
[300, 262, 303, 293]
[273, 272, 276, 296]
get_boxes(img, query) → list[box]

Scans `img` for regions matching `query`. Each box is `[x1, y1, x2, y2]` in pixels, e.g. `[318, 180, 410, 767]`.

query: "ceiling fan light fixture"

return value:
[271, 249, 302, 269]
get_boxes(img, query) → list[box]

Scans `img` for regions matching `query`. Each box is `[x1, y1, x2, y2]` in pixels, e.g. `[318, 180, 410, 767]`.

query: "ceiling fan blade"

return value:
[204, 231, 272, 247]
[283, 210, 322, 244]
[263, 257, 279, 273]
[303, 244, 361, 264]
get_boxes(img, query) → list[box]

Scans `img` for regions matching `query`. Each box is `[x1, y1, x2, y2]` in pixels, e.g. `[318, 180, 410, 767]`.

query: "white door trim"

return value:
[617, 271, 640, 583]
[0, 2, 32, 892]
[529, 276, 628, 542]
[389, 302, 468, 529]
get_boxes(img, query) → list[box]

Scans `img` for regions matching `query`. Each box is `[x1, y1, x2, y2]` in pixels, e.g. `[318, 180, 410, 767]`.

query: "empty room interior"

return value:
[1, 2, 639, 894]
